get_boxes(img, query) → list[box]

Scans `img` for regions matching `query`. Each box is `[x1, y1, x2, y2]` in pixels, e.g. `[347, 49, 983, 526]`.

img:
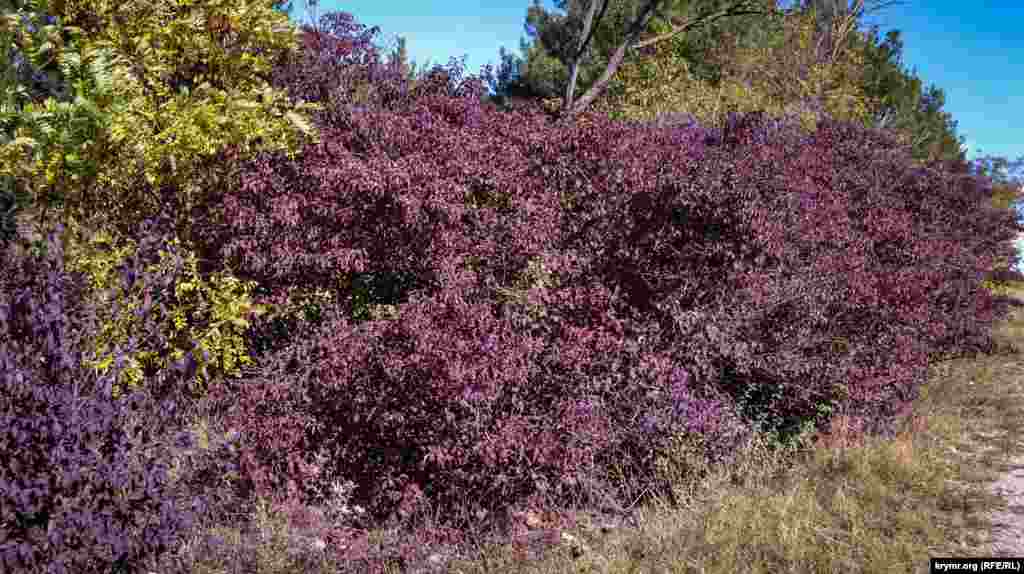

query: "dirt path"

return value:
[956, 291, 1024, 559]
[986, 453, 1024, 556]
[980, 295, 1024, 557]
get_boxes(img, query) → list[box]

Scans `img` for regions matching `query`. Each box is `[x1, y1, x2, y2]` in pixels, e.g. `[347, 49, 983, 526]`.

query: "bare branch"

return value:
[632, 5, 766, 50]
[561, 0, 662, 117]
[564, 0, 611, 109]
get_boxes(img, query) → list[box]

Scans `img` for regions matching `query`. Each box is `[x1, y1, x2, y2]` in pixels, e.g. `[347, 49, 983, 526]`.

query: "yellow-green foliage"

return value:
[61, 217, 269, 401]
[593, 2, 878, 135]
[0, 0, 327, 404]
[721, 4, 876, 131]
[0, 0, 323, 245]
[981, 278, 1013, 297]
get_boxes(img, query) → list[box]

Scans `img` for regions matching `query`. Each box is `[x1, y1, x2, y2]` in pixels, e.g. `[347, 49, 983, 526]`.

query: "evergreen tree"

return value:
[486, 0, 771, 120]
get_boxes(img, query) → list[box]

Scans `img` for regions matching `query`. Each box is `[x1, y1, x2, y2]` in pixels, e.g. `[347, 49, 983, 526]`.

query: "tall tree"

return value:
[853, 25, 965, 166]
[493, 0, 773, 121]
[567, 0, 883, 131]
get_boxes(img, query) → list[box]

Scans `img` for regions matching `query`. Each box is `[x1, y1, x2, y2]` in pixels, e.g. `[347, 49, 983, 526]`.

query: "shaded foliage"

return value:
[0, 216, 244, 573]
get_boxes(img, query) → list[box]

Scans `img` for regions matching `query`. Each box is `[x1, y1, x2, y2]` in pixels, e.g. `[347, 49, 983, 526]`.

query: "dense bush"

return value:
[180, 9, 1019, 554]
[0, 216, 244, 573]
[648, 111, 1022, 437]
[187, 13, 755, 538]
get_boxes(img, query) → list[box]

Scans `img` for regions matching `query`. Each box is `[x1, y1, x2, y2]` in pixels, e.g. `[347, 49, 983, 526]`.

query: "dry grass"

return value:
[148, 281, 1024, 574]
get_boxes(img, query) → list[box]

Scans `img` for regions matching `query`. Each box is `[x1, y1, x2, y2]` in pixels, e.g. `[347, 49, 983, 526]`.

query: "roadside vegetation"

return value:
[149, 281, 1024, 574]
[3, 1, 1024, 573]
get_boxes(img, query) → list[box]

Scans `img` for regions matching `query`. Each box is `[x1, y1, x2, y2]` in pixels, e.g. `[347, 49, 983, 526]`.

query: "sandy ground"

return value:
[986, 454, 1024, 556]
[982, 294, 1024, 557]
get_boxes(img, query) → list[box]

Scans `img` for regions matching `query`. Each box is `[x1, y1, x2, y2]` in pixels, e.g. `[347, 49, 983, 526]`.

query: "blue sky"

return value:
[284, 0, 1023, 179]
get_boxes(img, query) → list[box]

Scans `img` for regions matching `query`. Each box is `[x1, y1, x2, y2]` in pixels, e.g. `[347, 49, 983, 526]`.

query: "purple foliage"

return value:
[252, 12, 491, 132]
[173, 9, 1019, 557]
[0, 216, 244, 573]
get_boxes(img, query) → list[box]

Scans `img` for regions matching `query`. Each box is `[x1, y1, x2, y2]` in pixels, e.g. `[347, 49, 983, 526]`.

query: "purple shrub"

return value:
[247, 12, 480, 132]
[0, 216, 244, 573]
[190, 12, 753, 535]
[176, 9, 1020, 559]
[691, 112, 1022, 437]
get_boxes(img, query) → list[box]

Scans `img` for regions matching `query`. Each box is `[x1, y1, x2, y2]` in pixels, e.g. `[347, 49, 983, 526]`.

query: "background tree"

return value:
[708, 0, 884, 130]
[486, 0, 771, 120]
[854, 25, 965, 167]
[557, 0, 965, 171]
[0, 2, 73, 121]
[699, 0, 966, 167]
[484, 0, 767, 114]
[494, 0, 1022, 290]
[577, 0, 791, 127]
[0, 0, 304, 247]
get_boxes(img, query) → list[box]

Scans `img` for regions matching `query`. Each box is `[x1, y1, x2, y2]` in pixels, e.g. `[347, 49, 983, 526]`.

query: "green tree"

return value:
[493, 0, 772, 121]
[581, 0, 780, 126]
[571, 0, 885, 132]
[725, 1, 966, 166]
[712, 0, 884, 129]
[853, 25, 966, 166]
